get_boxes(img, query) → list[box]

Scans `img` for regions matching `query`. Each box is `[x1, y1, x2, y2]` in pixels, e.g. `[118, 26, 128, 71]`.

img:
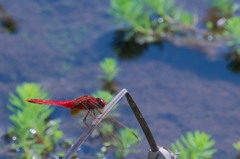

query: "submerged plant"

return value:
[7, 83, 63, 159]
[171, 131, 217, 159]
[100, 58, 119, 82]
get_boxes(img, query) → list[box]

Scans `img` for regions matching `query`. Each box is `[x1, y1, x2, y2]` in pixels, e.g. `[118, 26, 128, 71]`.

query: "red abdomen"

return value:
[26, 99, 76, 108]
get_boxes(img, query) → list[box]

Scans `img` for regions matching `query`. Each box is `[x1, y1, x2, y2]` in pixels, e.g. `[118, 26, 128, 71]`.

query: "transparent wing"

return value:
[70, 101, 100, 128]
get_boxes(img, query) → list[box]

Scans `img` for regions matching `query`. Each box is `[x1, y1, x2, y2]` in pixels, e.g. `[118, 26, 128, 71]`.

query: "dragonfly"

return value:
[26, 95, 138, 144]
[26, 95, 107, 128]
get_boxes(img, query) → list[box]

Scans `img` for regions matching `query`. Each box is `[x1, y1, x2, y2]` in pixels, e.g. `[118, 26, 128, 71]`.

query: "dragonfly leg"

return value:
[83, 110, 90, 128]
[91, 110, 104, 120]
[92, 108, 104, 120]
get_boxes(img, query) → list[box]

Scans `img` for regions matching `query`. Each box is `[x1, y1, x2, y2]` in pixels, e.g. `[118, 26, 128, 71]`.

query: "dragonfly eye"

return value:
[96, 98, 106, 108]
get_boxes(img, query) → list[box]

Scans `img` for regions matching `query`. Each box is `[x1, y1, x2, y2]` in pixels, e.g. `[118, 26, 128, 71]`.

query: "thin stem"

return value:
[125, 93, 158, 152]
[63, 89, 127, 159]
[64, 89, 162, 158]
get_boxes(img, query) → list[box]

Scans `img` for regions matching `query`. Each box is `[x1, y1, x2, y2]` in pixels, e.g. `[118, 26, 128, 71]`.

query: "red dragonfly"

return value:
[26, 95, 106, 128]
[26, 95, 138, 145]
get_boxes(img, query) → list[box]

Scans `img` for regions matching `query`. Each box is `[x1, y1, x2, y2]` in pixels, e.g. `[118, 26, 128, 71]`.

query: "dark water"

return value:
[0, 0, 240, 159]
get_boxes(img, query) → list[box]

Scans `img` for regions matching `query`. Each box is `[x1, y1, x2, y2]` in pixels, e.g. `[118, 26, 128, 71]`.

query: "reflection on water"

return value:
[110, 26, 240, 75]
[0, 3, 17, 33]
[226, 52, 240, 73]
[1, 0, 240, 158]
[227, 60, 240, 73]
[102, 80, 119, 94]
[111, 30, 163, 60]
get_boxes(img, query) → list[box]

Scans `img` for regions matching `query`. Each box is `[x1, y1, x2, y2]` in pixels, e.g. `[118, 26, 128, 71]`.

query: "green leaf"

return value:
[171, 131, 217, 159]
[7, 83, 63, 157]
[100, 58, 119, 82]
[233, 141, 240, 151]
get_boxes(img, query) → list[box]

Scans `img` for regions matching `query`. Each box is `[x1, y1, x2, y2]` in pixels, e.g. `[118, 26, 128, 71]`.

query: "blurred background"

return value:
[0, 0, 240, 158]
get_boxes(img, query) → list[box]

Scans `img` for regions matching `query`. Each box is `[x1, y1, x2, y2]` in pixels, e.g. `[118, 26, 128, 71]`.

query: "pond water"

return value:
[0, 0, 240, 159]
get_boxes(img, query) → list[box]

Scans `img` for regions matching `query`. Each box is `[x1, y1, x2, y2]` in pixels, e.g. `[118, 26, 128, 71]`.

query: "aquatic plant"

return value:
[109, 0, 240, 62]
[96, 141, 112, 159]
[112, 128, 141, 159]
[171, 131, 217, 159]
[99, 123, 114, 138]
[146, 0, 197, 26]
[7, 83, 63, 159]
[97, 128, 140, 159]
[100, 58, 120, 82]
[206, 0, 239, 15]
[92, 90, 115, 103]
[145, 0, 175, 17]
[224, 16, 240, 54]
[92, 90, 119, 123]
[109, 0, 151, 36]
[233, 141, 240, 151]
[92, 89, 141, 159]
[171, 8, 198, 26]
[109, 0, 197, 42]
[92, 90, 117, 135]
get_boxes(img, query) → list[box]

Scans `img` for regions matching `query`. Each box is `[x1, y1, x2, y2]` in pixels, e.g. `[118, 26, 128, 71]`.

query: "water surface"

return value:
[0, 0, 239, 158]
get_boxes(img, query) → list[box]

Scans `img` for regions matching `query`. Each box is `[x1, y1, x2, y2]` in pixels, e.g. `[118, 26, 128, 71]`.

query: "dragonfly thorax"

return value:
[74, 95, 106, 110]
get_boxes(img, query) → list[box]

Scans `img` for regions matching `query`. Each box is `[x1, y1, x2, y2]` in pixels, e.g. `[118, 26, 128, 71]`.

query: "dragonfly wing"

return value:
[87, 99, 103, 114]
[86, 100, 138, 147]
[87, 100, 139, 145]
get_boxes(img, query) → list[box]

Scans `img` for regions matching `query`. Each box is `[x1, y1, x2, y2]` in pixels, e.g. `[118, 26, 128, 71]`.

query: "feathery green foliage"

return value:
[171, 131, 217, 159]
[224, 16, 240, 54]
[99, 123, 114, 138]
[112, 128, 141, 159]
[100, 58, 119, 82]
[233, 141, 240, 151]
[109, 0, 197, 41]
[206, 0, 239, 15]
[92, 89, 141, 159]
[109, 0, 152, 36]
[7, 83, 63, 159]
[92, 90, 115, 103]
[146, 0, 175, 16]
[92, 90, 119, 127]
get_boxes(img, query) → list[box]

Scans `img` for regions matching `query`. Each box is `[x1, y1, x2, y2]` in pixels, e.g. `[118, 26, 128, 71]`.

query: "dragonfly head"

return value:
[96, 98, 107, 108]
